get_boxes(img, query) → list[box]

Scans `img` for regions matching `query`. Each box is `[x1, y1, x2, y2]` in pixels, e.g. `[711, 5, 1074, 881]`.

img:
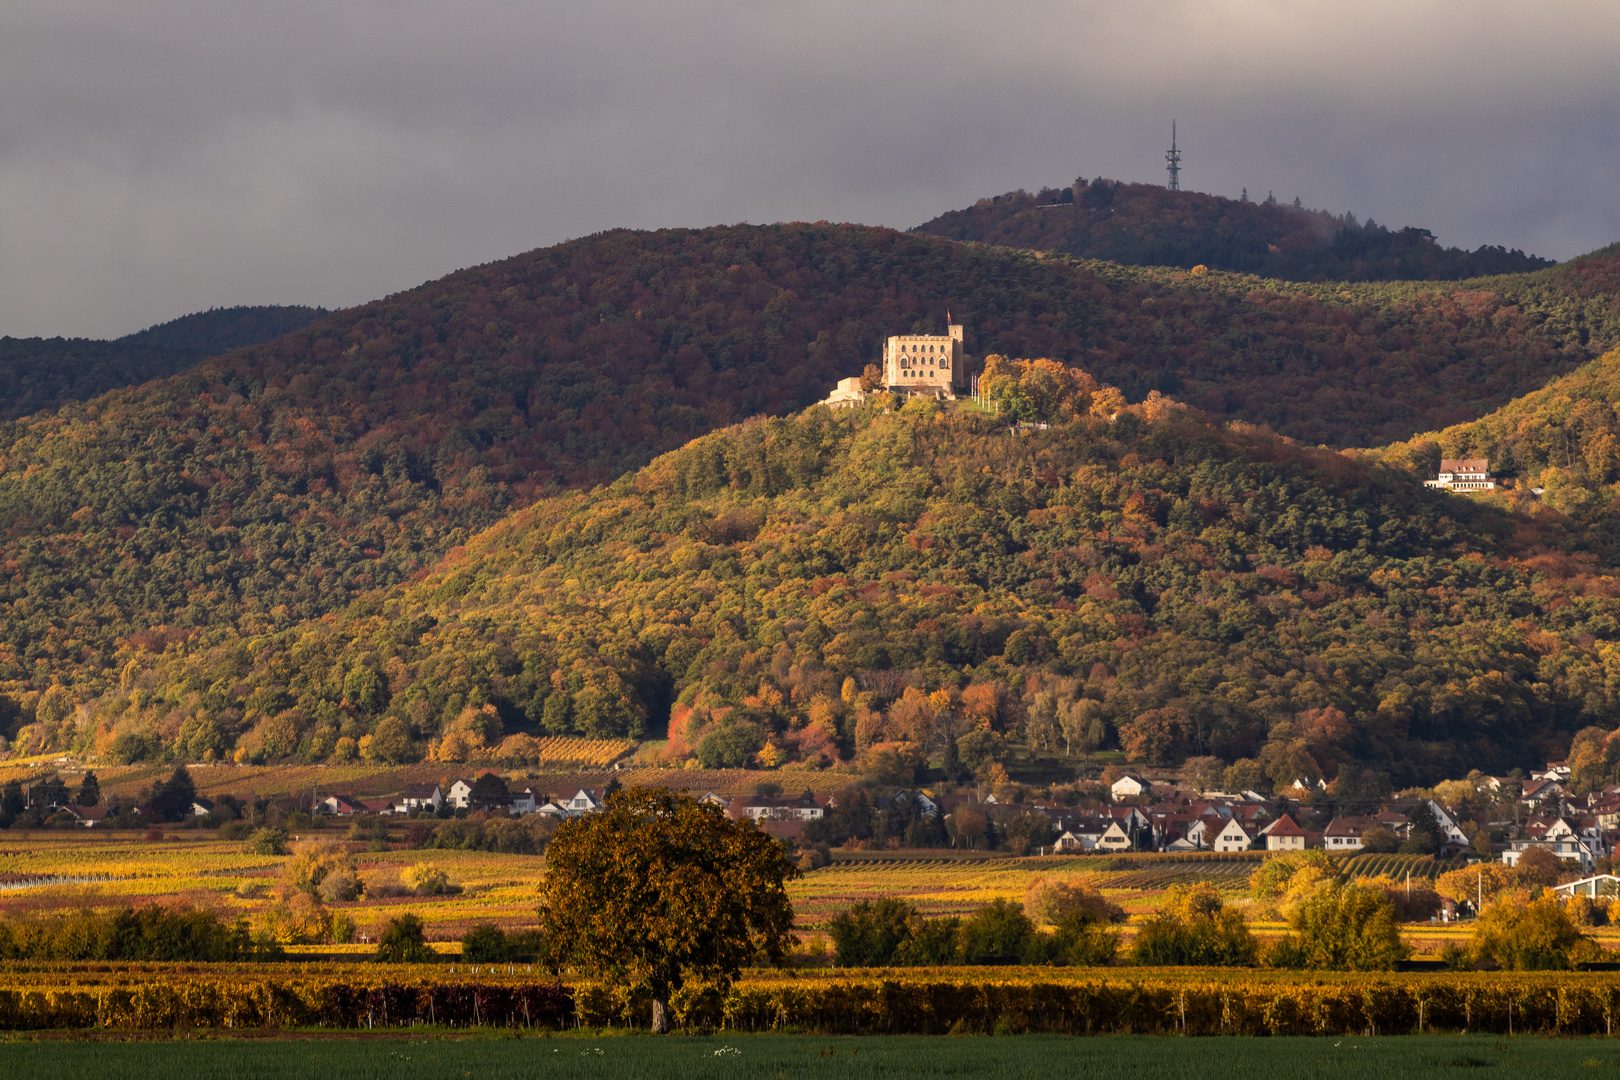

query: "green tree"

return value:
[1401, 801, 1446, 856]
[537, 787, 799, 1033]
[1267, 881, 1409, 971]
[1359, 824, 1401, 853]
[467, 772, 511, 812]
[957, 899, 1038, 964]
[461, 922, 510, 963]
[75, 771, 100, 807]
[894, 917, 962, 966]
[828, 897, 915, 967]
[1054, 909, 1120, 966]
[376, 913, 434, 963]
[148, 765, 196, 823]
[1132, 883, 1257, 966]
[246, 826, 289, 856]
[368, 717, 417, 764]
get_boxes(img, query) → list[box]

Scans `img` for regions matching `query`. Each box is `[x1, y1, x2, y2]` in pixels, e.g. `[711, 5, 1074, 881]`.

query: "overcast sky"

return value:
[4, 0, 1618, 339]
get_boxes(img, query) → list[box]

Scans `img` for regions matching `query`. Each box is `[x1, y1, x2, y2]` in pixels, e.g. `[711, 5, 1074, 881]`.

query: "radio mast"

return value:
[1165, 120, 1182, 191]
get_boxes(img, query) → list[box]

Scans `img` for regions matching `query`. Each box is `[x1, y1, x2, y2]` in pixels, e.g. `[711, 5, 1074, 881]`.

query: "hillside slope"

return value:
[81, 393, 1620, 786]
[914, 181, 1556, 281]
[1368, 346, 1620, 547]
[1, 225, 1617, 712]
[0, 305, 328, 421]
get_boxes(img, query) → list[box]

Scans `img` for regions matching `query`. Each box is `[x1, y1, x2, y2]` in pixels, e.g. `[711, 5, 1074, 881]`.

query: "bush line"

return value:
[7, 971, 1620, 1035]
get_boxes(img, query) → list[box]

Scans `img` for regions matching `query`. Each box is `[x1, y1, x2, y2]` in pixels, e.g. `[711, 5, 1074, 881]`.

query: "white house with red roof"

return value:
[1261, 814, 1306, 851]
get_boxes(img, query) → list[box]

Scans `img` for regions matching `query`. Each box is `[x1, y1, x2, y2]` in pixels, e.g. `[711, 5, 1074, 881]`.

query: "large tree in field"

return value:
[538, 787, 799, 1033]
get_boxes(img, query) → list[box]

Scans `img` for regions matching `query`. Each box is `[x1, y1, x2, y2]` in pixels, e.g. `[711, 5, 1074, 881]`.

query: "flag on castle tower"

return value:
[946, 309, 952, 325]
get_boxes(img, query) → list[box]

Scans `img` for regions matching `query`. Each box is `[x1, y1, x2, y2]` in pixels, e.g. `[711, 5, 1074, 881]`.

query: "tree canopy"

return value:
[2, 223, 1617, 736]
[537, 787, 799, 1032]
[915, 179, 1555, 282]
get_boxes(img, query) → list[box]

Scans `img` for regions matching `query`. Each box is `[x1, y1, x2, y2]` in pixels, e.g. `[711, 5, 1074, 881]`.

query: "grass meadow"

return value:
[0, 1033, 1614, 1080]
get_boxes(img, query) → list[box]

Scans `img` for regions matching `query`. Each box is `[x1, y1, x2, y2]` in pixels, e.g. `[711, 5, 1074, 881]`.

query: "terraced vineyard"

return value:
[1339, 853, 1457, 880]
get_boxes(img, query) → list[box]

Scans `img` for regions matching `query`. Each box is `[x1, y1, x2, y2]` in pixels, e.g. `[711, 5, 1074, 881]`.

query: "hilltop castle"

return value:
[884, 323, 966, 396]
[821, 321, 968, 408]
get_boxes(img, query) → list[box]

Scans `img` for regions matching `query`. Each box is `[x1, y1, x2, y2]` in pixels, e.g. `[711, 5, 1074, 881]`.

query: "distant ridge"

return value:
[0, 222, 1615, 716]
[913, 180, 1555, 282]
[0, 304, 329, 421]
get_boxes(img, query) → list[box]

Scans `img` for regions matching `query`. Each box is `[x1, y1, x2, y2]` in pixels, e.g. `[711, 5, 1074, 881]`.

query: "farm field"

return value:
[0, 1035, 1616, 1080]
[0, 829, 1556, 956]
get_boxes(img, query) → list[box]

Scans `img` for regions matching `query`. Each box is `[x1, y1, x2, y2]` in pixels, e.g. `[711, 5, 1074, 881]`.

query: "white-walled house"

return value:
[1261, 814, 1306, 851]
[1111, 775, 1151, 802]
[1211, 818, 1255, 853]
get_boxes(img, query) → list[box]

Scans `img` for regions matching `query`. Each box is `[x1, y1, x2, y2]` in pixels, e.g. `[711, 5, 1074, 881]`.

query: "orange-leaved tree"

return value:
[537, 787, 799, 1032]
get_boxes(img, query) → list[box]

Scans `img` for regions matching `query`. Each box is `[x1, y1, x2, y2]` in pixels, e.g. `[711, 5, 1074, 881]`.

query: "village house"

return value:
[319, 794, 369, 816]
[1425, 458, 1496, 492]
[1554, 875, 1620, 899]
[53, 803, 109, 828]
[1322, 816, 1376, 851]
[1095, 820, 1135, 852]
[1261, 814, 1307, 851]
[737, 793, 827, 822]
[1110, 775, 1151, 802]
[1209, 818, 1256, 853]
[398, 783, 443, 813]
[445, 778, 474, 810]
[1504, 835, 1599, 872]
[559, 788, 604, 815]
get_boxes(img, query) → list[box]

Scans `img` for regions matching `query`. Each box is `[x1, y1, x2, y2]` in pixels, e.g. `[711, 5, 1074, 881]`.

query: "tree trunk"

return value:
[651, 997, 669, 1034]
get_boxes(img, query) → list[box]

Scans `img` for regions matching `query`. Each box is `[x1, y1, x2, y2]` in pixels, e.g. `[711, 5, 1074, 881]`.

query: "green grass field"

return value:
[0, 1033, 1616, 1079]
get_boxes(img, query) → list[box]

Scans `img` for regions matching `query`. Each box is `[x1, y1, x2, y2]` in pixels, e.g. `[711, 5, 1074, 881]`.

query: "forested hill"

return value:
[0, 305, 328, 421]
[1367, 343, 1620, 547]
[1, 223, 1617, 717]
[89, 393, 1620, 786]
[913, 180, 1556, 282]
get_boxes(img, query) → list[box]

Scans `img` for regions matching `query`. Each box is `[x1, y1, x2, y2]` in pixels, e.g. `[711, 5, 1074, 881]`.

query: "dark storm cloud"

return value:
[3, 0, 1617, 337]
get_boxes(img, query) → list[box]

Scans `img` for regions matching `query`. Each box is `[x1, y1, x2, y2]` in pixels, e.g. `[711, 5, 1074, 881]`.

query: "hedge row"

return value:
[6, 971, 1620, 1036]
[0, 979, 571, 1031]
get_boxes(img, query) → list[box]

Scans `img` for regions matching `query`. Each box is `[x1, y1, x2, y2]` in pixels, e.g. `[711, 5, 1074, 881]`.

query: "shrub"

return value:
[957, 899, 1038, 965]
[283, 839, 361, 899]
[0, 905, 280, 962]
[1472, 893, 1593, 970]
[246, 826, 289, 855]
[894, 917, 961, 966]
[1024, 877, 1125, 928]
[376, 914, 434, 963]
[401, 864, 457, 896]
[218, 820, 252, 841]
[1358, 825, 1401, 854]
[1132, 883, 1257, 966]
[1054, 910, 1119, 966]
[462, 923, 510, 963]
[828, 898, 915, 967]
[1266, 881, 1408, 971]
[1250, 850, 1339, 902]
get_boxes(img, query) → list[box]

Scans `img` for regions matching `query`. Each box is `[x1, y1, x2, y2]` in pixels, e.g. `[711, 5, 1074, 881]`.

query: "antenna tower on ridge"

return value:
[1165, 120, 1182, 191]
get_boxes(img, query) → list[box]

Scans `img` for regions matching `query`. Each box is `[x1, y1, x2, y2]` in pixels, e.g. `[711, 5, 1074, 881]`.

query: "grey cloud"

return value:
[3, 0, 1617, 337]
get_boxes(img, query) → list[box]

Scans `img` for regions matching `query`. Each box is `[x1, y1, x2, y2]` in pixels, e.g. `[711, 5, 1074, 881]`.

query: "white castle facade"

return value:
[884, 323, 966, 396]
[818, 321, 969, 409]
